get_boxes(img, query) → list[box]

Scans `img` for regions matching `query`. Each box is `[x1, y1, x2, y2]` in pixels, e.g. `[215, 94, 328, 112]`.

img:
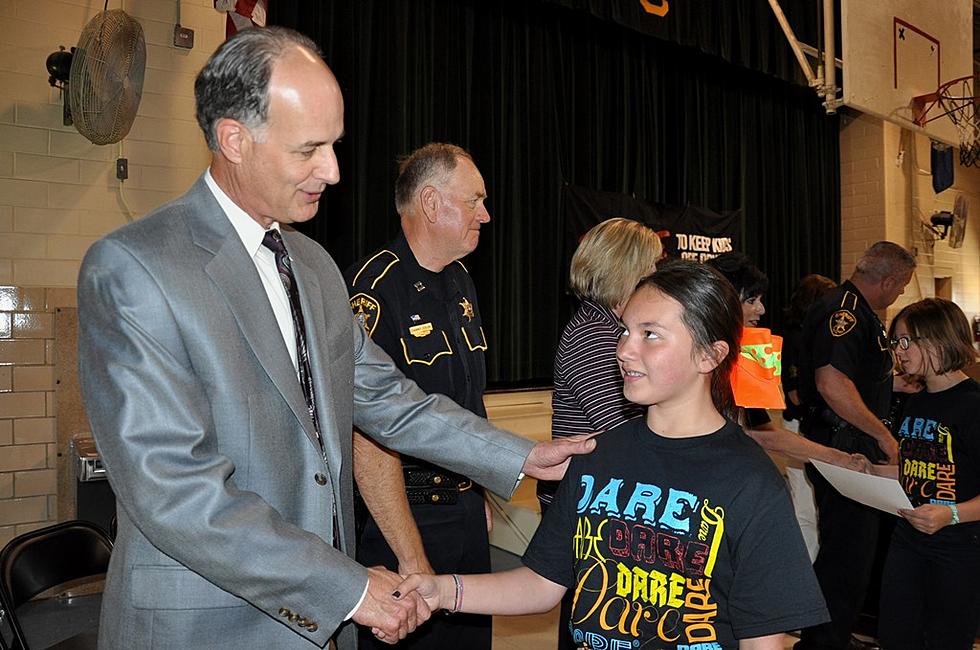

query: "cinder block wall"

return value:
[900, 125, 980, 318]
[839, 113, 980, 323]
[840, 112, 888, 280]
[0, 0, 224, 547]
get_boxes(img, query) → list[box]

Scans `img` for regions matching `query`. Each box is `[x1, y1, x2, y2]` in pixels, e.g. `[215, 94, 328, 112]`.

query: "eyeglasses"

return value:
[889, 335, 923, 350]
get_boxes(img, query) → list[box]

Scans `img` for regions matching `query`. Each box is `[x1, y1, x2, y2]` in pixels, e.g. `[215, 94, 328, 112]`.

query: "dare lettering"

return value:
[607, 519, 709, 575]
[578, 475, 699, 534]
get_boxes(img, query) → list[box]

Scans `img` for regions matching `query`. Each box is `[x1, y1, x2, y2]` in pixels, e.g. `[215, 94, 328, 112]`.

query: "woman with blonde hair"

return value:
[538, 217, 662, 650]
[538, 218, 663, 506]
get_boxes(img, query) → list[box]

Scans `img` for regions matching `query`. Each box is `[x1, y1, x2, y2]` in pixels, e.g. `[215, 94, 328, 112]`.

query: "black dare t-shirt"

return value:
[895, 378, 980, 545]
[523, 418, 828, 649]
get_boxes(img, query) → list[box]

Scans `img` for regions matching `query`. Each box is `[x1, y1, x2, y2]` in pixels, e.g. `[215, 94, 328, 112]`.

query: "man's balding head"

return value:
[195, 27, 324, 151]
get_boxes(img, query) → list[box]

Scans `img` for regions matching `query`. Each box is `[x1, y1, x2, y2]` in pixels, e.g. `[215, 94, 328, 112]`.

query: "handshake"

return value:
[348, 435, 598, 642]
[352, 566, 462, 644]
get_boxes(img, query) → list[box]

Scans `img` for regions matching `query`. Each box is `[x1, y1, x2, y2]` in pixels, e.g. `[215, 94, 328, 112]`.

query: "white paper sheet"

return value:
[810, 459, 913, 515]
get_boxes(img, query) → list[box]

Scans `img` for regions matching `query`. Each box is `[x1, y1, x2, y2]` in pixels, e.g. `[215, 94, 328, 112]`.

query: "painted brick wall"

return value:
[839, 113, 980, 324]
[0, 0, 225, 546]
[0, 0, 223, 288]
[903, 128, 980, 319]
[839, 112, 887, 283]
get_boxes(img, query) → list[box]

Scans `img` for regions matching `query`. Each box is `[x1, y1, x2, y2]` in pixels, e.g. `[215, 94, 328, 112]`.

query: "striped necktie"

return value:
[261, 229, 323, 452]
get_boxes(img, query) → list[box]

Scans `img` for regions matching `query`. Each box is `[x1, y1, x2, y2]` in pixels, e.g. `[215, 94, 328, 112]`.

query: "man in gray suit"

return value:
[77, 27, 592, 650]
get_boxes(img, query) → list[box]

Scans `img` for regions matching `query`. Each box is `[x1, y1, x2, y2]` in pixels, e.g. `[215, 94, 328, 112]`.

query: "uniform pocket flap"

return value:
[400, 330, 453, 365]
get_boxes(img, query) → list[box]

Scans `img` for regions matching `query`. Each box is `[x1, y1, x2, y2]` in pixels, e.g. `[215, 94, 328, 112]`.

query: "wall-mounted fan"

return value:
[45, 8, 146, 145]
[928, 193, 969, 249]
[915, 215, 937, 256]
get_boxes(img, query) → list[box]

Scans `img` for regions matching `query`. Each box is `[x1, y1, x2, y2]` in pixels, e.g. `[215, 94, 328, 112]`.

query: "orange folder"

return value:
[731, 327, 785, 409]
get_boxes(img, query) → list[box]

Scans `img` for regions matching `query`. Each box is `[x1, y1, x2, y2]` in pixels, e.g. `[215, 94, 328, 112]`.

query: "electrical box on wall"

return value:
[174, 24, 194, 49]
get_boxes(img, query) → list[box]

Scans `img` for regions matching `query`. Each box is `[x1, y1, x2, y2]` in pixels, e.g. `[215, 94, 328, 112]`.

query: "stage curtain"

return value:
[269, 0, 840, 386]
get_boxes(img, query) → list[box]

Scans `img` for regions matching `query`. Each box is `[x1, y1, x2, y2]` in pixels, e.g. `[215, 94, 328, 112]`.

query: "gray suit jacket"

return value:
[77, 177, 533, 649]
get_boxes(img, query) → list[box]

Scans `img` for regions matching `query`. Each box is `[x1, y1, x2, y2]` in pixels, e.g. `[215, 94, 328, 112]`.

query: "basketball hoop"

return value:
[911, 75, 980, 166]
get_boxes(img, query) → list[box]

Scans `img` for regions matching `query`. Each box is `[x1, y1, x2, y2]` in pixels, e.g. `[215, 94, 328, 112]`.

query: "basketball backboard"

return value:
[841, 0, 973, 145]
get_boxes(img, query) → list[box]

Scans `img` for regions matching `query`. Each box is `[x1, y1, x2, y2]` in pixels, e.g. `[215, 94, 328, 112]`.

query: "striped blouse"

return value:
[538, 300, 644, 506]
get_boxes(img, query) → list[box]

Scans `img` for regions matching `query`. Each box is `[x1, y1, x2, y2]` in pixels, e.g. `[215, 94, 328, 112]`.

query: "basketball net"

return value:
[912, 75, 980, 167]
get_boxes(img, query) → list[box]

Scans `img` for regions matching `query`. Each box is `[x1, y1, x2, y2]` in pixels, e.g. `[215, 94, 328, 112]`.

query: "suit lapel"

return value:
[183, 178, 320, 452]
[289, 246, 343, 473]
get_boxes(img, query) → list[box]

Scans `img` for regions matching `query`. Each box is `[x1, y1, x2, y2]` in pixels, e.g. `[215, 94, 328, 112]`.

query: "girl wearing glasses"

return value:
[875, 298, 980, 650]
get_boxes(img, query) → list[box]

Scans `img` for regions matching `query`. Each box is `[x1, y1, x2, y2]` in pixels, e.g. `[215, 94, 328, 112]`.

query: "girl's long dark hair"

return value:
[636, 259, 744, 418]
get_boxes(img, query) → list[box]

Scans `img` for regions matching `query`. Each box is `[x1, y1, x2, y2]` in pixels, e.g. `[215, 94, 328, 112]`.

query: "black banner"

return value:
[562, 184, 742, 269]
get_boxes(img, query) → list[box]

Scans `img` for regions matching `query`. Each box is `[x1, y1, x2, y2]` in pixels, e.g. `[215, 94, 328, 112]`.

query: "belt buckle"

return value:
[406, 487, 460, 506]
[402, 468, 471, 505]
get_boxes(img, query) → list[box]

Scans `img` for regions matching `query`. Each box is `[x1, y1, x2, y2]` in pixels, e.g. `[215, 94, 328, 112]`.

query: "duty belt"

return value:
[403, 467, 472, 506]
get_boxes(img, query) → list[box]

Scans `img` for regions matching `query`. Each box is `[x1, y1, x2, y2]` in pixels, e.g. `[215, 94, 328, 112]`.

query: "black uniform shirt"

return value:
[798, 280, 894, 421]
[344, 232, 488, 419]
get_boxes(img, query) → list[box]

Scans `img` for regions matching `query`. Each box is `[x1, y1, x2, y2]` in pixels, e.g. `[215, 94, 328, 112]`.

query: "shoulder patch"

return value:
[350, 292, 381, 337]
[351, 250, 399, 289]
[829, 309, 857, 337]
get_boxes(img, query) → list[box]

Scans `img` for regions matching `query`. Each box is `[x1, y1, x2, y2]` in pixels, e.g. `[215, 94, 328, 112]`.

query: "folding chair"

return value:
[0, 521, 112, 650]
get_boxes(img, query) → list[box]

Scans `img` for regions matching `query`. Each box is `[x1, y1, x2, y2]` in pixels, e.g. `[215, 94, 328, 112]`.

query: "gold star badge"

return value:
[459, 297, 474, 322]
[830, 309, 857, 337]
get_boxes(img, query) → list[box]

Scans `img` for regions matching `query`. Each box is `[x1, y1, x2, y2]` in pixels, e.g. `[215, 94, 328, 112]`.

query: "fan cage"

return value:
[69, 9, 146, 145]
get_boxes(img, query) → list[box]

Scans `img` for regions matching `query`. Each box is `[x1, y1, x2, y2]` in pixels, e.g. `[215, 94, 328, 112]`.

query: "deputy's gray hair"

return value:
[194, 27, 322, 151]
[854, 241, 916, 281]
[395, 143, 473, 212]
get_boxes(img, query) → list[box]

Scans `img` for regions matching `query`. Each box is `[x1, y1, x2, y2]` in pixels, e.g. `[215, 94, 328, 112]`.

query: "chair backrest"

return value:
[0, 599, 13, 650]
[0, 521, 112, 649]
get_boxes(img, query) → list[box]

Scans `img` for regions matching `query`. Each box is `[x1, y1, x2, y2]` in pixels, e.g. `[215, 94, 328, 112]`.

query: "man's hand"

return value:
[352, 566, 431, 644]
[522, 433, 597, 481]
[832, 450, 872, 473]
[876, 435, 900, 465]
[899, 504, 954, 535]
[816, 365, 898, 464]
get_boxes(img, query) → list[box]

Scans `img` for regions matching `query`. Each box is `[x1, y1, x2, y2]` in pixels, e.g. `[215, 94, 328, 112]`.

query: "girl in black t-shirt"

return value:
[388, 260, 828, 650]
[874, 298, 980, 650]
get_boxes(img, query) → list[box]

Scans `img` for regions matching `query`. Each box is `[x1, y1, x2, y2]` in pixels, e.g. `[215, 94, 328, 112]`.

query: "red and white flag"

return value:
[214, 0, 267, 38]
